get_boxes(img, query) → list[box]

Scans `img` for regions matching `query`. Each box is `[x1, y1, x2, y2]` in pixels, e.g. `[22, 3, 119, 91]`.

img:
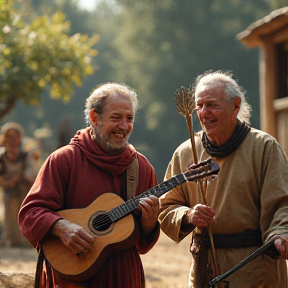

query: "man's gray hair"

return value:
[194, 70, 252, 124]
[84, 82, 139, 126]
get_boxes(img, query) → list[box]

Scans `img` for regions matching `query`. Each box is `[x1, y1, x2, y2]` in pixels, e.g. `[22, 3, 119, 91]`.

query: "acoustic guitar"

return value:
[42, 158, 220, 281]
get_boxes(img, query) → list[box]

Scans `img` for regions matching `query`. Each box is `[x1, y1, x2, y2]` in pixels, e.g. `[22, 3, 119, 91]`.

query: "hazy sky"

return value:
[77, 0, 97, 10]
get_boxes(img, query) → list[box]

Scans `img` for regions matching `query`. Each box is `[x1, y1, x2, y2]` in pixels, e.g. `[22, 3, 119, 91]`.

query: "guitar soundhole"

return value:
[88, 211, 114, 236]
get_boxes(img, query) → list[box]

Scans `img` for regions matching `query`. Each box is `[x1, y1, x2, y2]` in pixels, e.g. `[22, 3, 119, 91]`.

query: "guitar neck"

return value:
[135, 173, 187, 201]
[109, 173, 186, 222]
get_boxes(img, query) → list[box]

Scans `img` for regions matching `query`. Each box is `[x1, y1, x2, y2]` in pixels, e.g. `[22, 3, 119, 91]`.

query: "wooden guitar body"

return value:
[42, 193, 138, 281]
[42, 158, 220, 281]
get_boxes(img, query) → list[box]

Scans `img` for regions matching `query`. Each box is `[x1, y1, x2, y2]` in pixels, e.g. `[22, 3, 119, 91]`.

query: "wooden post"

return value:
[258, 36, 277, 137]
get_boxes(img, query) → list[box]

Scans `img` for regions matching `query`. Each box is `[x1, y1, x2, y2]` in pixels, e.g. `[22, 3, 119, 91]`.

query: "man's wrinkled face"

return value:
[92, 94, 134, 155]
[195, 81, 240, 146]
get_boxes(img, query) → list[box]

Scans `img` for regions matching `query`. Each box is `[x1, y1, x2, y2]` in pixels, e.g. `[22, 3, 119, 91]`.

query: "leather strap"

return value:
[35, 157, 139, 287]
[34, 246, 44, 288]
[126, 157, 139, 200]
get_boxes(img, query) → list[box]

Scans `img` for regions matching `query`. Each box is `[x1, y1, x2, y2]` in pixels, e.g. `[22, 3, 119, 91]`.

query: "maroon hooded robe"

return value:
[18, 127, 159, 288]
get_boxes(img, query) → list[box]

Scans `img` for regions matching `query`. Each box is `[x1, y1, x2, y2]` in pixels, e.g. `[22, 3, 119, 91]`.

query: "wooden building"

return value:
[237, 7, 288, 156]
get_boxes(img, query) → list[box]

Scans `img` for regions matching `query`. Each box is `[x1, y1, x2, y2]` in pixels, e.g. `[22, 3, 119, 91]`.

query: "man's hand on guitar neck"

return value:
[138, 195, 159, 235]
[50, 219, 95, 254]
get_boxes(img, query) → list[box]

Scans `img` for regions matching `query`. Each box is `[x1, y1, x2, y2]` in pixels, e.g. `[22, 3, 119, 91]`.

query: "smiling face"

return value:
[89, 93, 134, 155]
[195, 80, 240, 146]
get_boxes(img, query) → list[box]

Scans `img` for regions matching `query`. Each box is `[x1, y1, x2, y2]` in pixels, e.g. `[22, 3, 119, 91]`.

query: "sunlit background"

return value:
[1, 0, 287, 180]
[78, 0, 97, 11]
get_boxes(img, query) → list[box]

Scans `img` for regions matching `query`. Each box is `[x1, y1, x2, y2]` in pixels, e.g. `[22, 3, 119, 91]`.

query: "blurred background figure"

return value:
[0, 122, 41, 247]
[57, 118, 73, 149]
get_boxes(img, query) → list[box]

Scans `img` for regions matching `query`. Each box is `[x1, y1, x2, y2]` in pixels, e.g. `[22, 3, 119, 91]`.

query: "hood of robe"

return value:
[69, 127, 137, 176]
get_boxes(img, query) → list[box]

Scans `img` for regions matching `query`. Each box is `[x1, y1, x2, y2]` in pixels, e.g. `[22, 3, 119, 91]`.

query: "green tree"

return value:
[0, 1, 99, 120]
[103, 0, 287, 178]
[5, 0, 287, 178]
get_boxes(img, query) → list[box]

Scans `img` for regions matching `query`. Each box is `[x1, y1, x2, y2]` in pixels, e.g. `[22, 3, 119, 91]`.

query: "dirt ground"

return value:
[0, 190, 192, 288]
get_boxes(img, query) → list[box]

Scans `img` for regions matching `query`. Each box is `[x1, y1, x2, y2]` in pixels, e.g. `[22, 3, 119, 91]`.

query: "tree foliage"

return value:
[4, 0, 287, 178]
[0, 1, 99, 119]
[97, 0, 287, 177]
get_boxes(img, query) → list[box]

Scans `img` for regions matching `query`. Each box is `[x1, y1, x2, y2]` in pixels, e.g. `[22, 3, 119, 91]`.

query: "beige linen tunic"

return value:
[159, 127, 288, 288]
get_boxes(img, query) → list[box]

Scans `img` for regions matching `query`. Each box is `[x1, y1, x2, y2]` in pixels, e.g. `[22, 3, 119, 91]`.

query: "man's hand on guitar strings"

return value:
[50, 219, 95, 254]
[138, 195, 159, 235]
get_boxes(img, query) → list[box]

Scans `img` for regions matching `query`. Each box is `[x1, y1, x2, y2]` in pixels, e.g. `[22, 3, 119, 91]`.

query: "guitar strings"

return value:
[91, 214, 112, 230]
[90, 162, 216, 231]
[91, 201, 137, 230]
[91, 184, 177, 231]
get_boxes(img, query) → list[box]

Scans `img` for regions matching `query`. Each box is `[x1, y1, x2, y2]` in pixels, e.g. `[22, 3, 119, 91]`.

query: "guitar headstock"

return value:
[184, 158, 220, 182]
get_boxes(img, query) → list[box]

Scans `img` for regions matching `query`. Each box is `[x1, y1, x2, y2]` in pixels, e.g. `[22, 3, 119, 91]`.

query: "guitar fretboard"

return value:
[108, 173, 186, 222]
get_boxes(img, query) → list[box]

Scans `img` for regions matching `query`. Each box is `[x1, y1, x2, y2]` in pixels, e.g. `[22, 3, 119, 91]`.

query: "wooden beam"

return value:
[236, 7, 288, 48]
[283, 41, 288, 50]
[258, 36, 277, 137]
[273, 97, 288, 112]
[276, 110, 288, 156]
[272, 25, 288, 44]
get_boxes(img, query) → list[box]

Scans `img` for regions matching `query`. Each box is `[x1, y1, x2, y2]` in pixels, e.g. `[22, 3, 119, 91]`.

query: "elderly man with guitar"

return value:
[18, 83, 162, 288]
[19, 83, 219, 288]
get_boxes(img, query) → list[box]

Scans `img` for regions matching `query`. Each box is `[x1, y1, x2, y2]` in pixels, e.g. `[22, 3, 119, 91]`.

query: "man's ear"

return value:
[233, 97, 241, 115]
[89, 109, 99, 126]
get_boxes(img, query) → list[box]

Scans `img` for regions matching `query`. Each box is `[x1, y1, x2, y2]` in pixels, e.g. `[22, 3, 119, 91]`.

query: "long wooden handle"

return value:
[186, 113, 220, 282]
